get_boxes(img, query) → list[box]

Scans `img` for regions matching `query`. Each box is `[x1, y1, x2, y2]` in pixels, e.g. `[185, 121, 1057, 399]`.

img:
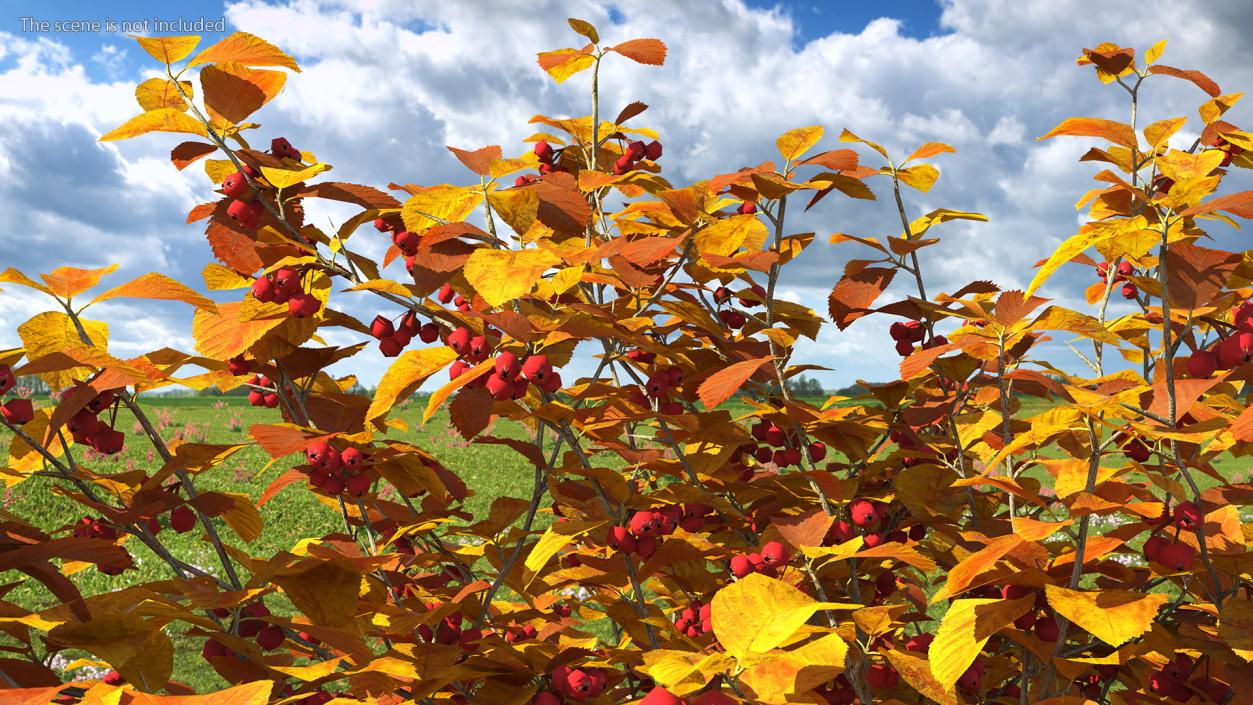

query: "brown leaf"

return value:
[614, 101, 648, 124]
[1149, 64, 1221, 96]
[828, 267, 896, 330]
[171, 141, 217, 170]
[536, 174, 593, 235]
[449, 386, 493, 440]
[294, 181, 401, 209]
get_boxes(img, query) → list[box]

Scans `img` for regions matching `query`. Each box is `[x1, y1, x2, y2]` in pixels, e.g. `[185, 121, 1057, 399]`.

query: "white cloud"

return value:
[1, 0, 1251, 390]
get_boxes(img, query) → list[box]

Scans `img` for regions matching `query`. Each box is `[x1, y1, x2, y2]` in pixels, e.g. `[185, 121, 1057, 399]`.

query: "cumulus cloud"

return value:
[0, 0, 1251, 391]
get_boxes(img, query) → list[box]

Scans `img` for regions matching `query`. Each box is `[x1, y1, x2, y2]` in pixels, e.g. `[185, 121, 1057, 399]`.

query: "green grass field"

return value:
[0, 393, 1244, 691]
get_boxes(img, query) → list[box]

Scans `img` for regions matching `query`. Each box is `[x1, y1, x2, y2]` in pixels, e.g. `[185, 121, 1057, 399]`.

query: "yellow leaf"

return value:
[188, 31, 301, 71]
[202, 263, 252, 290]
[192, 301, 287, 360]
[1044, 584, 1168, 647]
[537, 49, 595, 83]
[132, 35, 200, 64]
[48, 615, 173, 691]
[401, 184, 484, 233]
[366, 347, 460, 424]
[1145, 39, 1167, 65]
[18, 312, 108, 388]
[463, 248, 560, 307]
[272, 558, 361, 628]
[711, 573, 842, 661]
[839, 128, 888, 159]
[524, 519, 606, 581]
[41, 264, 119, 298]
[99, 108, 207, 142]
[694, 214, 768, 258]
[0, 268, 52, 294]
[344, 279, 415, 299]
[1221, 598, 1253, 661]
[88, 272, 216, 309]
[135, 78, 192, 112]
[641, 650, 737, 696]
[777, 125, 824, 162]
[930, 597, 1032, 688]
[897, 164, 939, 192]
[259, 162, 331, 190]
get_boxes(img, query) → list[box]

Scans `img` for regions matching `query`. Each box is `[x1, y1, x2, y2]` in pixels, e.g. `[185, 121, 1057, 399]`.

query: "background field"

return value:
[0, 393, 1245, 690]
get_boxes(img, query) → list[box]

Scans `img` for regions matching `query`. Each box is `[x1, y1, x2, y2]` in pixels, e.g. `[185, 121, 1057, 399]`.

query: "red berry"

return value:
[1173, 501, 1202, 529]
[495, 351, 521, 380]
[256, 624, 285, 650]
[379, 336, 405, 357]
[446, 327, 471, 355]
[534, 141, 554, 163]
[1186, 350, 1217, 379]
[287, 293, 321, 318]
[373, 217, 391, 232]
[227, 198, 263, 229]
[730, 553, 753, 578]
[222, 171, 249, 199]
[170, 506, 196, 533]
[644, 140, 663, 160]
[737, 201, 757, 215]
[392, 230, 419, 256]
[607, 526, 636, 554]
[1157, 540, 1196, 570]
[850, 499, 882, 527]
[1, 399, 34, 425]
[369, 315, 395, 339]
[1034, 614, 1059, 642]
[0, 364, 12, 394]
[867, 663, 899, 689]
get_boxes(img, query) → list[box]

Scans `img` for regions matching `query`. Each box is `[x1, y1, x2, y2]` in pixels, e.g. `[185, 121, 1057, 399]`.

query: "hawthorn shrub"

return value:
[1, 22, 1251, 705]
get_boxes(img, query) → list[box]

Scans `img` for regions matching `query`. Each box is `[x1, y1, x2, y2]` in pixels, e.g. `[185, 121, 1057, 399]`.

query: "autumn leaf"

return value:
[524, 519, 606, 583]
[1037, 117, 1138, 150]
[930, 597, 1031, 689]
[537, 48, 595, 82]
[88, 272, 216, 310]
[697, 356, 772, 409]
[1044, 584, 1168, 647]
[463, 248, 561, 307]
[366, 347, 461, 425]
[41, 264, 120, 298]
[711, 573, 849, 661]
[133, 34, 201, 64]
[828, 267, 896, 330]
[610, 38, 667, 65]
[99, 108, 208, 142]
[188, 31, 301, 71]
[777, 126, 824, 161]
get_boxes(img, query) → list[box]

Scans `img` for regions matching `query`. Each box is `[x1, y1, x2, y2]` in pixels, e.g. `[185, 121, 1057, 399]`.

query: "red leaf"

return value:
[900, 343, 958, 380]
[614, 101, 648, 124]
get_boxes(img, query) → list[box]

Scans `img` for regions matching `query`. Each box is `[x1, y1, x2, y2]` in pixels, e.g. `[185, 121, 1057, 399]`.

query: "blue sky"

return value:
[1, 0, 1250, 391]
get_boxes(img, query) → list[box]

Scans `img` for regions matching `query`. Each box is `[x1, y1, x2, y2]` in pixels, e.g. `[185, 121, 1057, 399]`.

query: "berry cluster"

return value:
[744, 420, 827, 469]
[370, 311, 439, 358]
[436, 283, 472, 312]
[711, 283, 765, 330]
[1148, 654, 1232, 702]
[1185, 300, 1253, 377]
[222, 137, 301, 229]
[252, 267, 321, 318]
[0, 364, 33, 425]
[613, 138, 662, 175]
[303, 440, 372, 497]
[244, 374, 280, 408]
[728, 540, 789, 579]
[625, 360, 685, 414]
[607, 504, 711, 560]
[416, 603, 484, 651]
[639, 686, 733, 705]
[672, 598, 711, 638]
[1141, 500, 1201, 570]
[534, 666, 607, 703]
[888, 319, 947, 357]
[1096, 259, 1138, 299]
[66, 389, 125, 454]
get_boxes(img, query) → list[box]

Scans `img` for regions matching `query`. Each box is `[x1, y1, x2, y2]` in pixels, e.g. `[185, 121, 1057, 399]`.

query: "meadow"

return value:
[0, 392, 1244, 691]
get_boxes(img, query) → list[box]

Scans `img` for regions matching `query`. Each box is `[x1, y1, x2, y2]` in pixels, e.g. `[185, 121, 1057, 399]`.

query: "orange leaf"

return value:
[1037, 117, 1138, 150]
[249, 423, 318, 458]
[1181, 190, 1253, 219]
[697, 356, 773, 409]
[905, 142, 956, 162]
[192, 301, 286, 360]
[1149, 64, 1221, 96]
[133, 35, 201, 64]
[369, 347, 461, 425]
[610, 38, 667, 65]
[88, 272, 216, 309]
[828, 267, 895, 330]
[447, 145, 503, 176]
[900, 342, 958, 380]
[40, 265, 119, 299]
[189, 31, 301, 71]
[200, 63, 287, 125]
[128, 680, 273, 705]
[424, 359, 494, 423]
